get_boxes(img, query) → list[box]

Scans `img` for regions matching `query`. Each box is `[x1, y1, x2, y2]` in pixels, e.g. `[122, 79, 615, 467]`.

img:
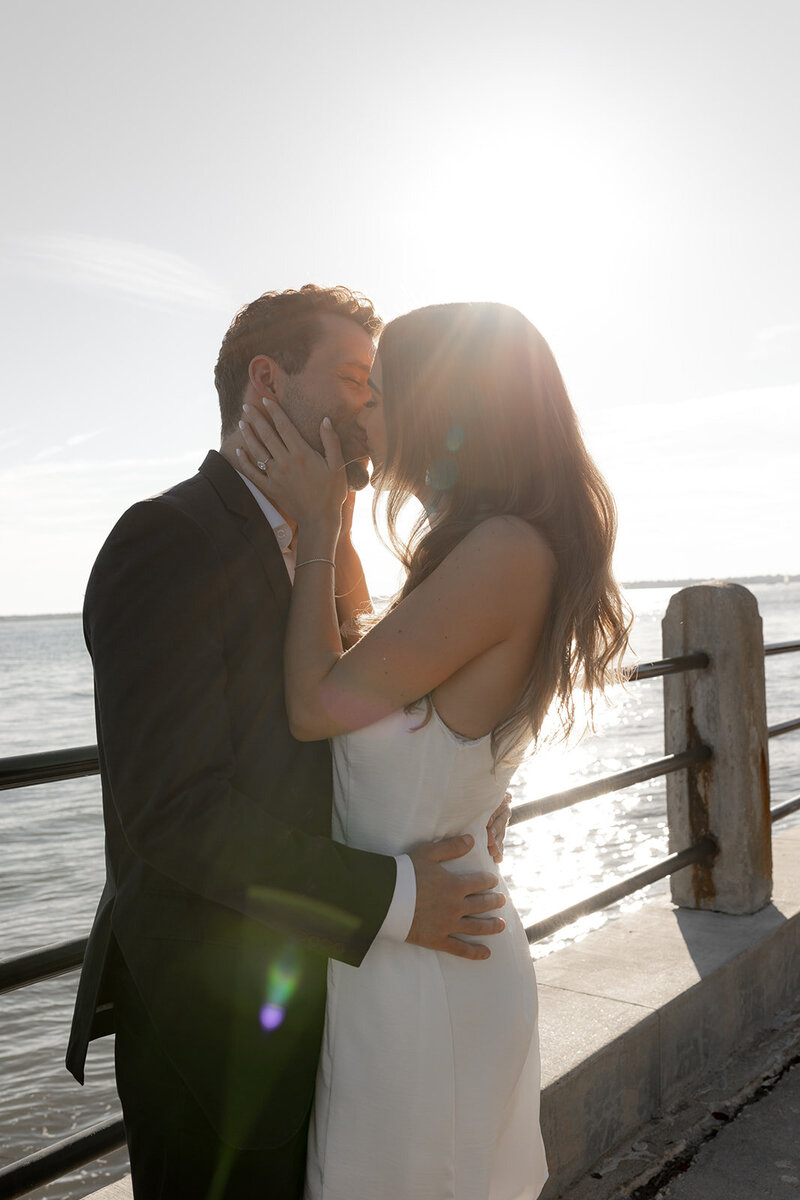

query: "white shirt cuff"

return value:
[376, 853, 416, 943]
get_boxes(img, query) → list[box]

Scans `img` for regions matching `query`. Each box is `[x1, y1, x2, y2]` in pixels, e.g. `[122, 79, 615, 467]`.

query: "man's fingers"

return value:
[422, 835, 474, 863]
[442, 938, 491, 961]
[488, 813, 506, 841]
[458, 915, 506, 936]
[463, 889, 506, 914]
[457, 869, 499, 895]
[486, 791, 512, 863]
[407, 840, 508, 959]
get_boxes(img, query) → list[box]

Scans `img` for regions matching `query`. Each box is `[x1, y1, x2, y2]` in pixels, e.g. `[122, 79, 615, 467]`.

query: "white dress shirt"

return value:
[237, 470, 416, 943]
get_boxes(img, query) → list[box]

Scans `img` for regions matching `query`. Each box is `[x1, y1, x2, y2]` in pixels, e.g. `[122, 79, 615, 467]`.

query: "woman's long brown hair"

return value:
[373, 302, 631, 761]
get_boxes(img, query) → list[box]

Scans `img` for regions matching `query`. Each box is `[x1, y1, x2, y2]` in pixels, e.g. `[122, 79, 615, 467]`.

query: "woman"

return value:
[237, 302, 630, 1200]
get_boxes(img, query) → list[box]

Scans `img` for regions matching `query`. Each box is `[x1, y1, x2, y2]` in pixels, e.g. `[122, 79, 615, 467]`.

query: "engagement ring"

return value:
[256, 459, 269, 473]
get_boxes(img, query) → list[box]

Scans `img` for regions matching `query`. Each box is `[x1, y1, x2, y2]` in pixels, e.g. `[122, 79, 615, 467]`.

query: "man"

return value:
[67, 285, 507, 1199]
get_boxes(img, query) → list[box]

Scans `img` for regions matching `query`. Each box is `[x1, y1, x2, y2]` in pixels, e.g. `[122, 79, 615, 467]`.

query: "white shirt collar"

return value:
[235, 471, 294, 552]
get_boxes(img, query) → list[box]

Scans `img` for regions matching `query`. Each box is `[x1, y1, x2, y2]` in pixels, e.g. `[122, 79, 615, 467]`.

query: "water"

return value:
[2, 583, 799, 1197]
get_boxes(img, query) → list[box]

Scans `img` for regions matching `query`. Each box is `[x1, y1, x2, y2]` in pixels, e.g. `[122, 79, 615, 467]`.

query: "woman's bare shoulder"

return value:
[456, 515, 556, 581]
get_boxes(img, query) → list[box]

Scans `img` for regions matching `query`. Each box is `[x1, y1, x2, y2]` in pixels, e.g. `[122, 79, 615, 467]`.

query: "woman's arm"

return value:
[238, 400, 554, 741]
[286, 514, 551, 740]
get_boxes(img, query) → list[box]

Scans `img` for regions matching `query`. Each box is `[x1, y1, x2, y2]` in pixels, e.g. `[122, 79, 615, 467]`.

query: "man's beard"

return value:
[333, 414, 371, 490]
[342, 446, 371, 491]
[282, 378, 370, 491]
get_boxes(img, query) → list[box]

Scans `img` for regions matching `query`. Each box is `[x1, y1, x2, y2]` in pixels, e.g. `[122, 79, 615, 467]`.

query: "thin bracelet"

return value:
[295, 557, 336, 569]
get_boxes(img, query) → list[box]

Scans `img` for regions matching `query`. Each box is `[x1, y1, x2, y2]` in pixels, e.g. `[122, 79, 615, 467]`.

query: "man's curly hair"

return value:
[215, 284, 383, 436]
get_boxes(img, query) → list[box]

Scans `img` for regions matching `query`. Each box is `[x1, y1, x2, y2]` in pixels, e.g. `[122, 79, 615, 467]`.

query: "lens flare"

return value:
[258, 946, 301, 1034]
[428, 456, 459, 491]
[259, 1002, 286, 1032]
[445, 425, 466, 453]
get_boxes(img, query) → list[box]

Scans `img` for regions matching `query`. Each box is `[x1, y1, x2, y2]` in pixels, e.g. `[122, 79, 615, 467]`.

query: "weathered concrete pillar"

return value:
[662, 582, 772, 914]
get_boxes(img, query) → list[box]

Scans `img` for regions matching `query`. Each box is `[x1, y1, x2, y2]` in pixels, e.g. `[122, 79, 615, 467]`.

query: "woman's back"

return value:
[332, 701, 513, 857]
[304, 707, 548, 1200]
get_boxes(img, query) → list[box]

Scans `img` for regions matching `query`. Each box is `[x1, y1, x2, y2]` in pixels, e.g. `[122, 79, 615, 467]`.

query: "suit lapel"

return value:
[199, 450, 292, 609]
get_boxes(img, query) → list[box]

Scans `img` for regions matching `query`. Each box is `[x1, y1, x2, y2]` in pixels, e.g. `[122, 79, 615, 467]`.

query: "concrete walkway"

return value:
[656, 1060, 800, 1200]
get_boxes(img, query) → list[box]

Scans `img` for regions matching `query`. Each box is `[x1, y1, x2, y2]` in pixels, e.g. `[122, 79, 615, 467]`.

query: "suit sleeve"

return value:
[86, 498, 396, 965]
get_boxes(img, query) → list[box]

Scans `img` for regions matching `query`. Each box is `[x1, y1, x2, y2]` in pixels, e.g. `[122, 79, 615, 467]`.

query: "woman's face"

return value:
[358, 350, 388, 478]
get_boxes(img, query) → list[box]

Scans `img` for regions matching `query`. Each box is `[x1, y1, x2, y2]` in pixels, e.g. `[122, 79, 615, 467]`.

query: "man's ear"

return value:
[248, 355, 281, 399]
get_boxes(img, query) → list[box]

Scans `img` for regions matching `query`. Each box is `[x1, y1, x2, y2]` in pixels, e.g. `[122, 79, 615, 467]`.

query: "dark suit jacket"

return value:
[66, 450, 396, 1148]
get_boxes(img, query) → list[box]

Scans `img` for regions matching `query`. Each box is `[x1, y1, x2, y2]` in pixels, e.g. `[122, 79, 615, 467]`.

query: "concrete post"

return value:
[662, 582, 772, 914]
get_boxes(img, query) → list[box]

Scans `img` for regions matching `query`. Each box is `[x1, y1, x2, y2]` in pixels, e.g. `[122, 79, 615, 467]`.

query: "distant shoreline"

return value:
[2, 574, 799, 620]
[0, 612, 83, 621]
[620, 573, 800, 590]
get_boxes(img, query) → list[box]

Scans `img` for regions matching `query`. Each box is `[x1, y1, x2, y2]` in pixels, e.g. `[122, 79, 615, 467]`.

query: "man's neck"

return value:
[219, 441, 297, 534]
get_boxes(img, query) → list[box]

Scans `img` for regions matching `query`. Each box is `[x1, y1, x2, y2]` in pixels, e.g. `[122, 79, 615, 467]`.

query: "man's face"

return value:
[276, 314, 375, 489]
[358, 350, 387, 480]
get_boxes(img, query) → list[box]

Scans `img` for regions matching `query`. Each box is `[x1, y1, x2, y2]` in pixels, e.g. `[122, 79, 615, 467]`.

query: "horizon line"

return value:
[3, 573, 799, 621]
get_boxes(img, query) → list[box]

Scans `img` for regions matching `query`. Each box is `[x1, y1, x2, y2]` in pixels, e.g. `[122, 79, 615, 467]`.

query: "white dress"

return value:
[304, 703, 548, 1200]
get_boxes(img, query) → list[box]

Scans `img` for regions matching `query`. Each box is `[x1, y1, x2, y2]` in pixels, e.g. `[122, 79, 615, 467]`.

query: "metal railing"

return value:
[0, 1118, 125, 1200]
[764, 639, 800, 656]
[1, 640, 799, 1198]
[515, 642, 800, 944]
[763, 641, 800, 817]
[0, 938, 88, 996]
[0, 746, 99, 792]
[517, 652, 718, 942]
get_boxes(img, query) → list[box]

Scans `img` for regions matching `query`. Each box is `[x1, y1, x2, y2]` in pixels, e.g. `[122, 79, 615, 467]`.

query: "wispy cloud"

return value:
[28, 430, 101, 461]
[1, 450, 205, 484]
[4, 233, 234, 312]
[0, 428, 24, 453]
[0, 450, 208, 531]
[66, 430, 103, 447]
[751, 320, 800, 360]
[32, 445, 64, 462]
[755, 321, 800, 346]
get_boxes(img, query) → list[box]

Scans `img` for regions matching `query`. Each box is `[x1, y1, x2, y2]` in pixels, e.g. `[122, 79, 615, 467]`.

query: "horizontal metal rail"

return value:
[768, 717, 800, 739]
[764, 640, 800, 656]
[624, 651, 709, 681]
[525, 834, 717, 943]
[510, 744, 712, 824]
[771, 794, 800, 823]
[0, 938, 87, 997]
[0, 1115, 125, 1200]
[7, 785, 794, 1000]
[0, 746, 99, 792]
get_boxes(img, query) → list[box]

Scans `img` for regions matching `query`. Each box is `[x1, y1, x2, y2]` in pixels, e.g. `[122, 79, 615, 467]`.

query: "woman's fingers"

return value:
[241, 404, 287, 460]
[238, 415, 275, 470]
[263, 396, 309, 453]
[320, 417, 344, 472]
[235, 445, 276, 495]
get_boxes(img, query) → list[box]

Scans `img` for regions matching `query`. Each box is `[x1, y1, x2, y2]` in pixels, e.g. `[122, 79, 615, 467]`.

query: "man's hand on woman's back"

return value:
[406, 836, 506, 960]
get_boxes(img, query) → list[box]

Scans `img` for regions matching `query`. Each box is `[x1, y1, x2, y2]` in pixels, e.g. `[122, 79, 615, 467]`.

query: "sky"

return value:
[1, 0, 799, 613]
